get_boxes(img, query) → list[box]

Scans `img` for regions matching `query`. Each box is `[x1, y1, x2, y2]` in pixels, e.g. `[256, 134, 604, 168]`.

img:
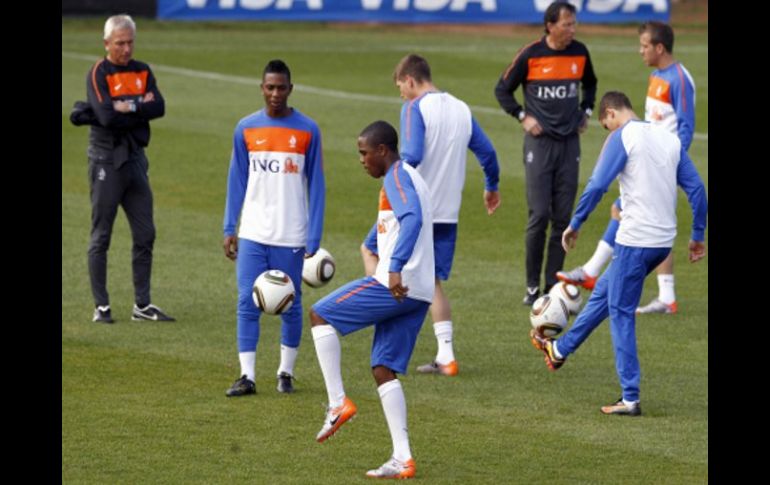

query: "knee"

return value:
[309, 308, 326, 327]
[371, 365, 396, 386]
[527, 211, 550, 231]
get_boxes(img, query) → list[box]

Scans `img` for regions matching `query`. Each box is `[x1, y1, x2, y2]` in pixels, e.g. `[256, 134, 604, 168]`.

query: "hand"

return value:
[112, 100, 134, 113]
[522, 115, 543, 136]
[562, 227, 578, 253]
[142, 91, 155, 103]
[223, 235, 238, 261]
[305, 251, 316, 258]
[578, 113, 589, 134]
[688, 240, 706, 263]
[484, 190, 500, 215]
[388, 272, 409, 302]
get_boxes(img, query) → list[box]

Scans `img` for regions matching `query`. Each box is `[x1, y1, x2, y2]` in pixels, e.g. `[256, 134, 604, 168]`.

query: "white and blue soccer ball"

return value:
[548, 282, 583, 315]
[302, 247, 336, 288]
[530, 295, 570, 337]
[253, 270, 296, 315]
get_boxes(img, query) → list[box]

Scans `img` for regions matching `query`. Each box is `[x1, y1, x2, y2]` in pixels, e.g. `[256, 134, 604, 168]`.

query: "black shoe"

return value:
[226, 375, 256, 397]
[276, 372, 295, 393]
[93, 305, 115, 324]
[600, 398, 642, 416]
[522, 287, 540, 306]
[132, 304, 175, 322]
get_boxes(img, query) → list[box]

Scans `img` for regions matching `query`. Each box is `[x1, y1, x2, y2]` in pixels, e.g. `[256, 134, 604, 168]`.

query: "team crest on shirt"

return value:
[136, 78, 142, 90]
[571, 63, 578, 74]
[289, 135, 297, 148]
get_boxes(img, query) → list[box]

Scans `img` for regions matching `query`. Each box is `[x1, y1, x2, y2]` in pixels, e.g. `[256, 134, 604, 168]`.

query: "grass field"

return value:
[62, 19, 707, 484]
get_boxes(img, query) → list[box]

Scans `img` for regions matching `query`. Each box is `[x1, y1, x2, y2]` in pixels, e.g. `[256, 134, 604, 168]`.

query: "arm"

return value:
[568, 130, 628, 232]
[676, 149, 707, 261]
[135, 66, 165, 121]
[671, 64, 696, 151]
[494, 49, 528, 120]
[361, 223, 379, 276]
[399, 100, 426, 168]
[304, 125, 326, 256]
[385, 164, 424, 276]
[222, 125, 249, 259]
[468, 117, 501, 214]
[580, 49, 598, 115]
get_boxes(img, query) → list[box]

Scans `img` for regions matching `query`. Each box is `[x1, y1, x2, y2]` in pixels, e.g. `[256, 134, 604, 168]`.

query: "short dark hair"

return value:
[598, 91, 633, 120]
[393, 54, 432, 83]
[360, 121, 398, 153]
[639, 21, 674, 54]
[544, 1, 576, 34]
[263, 59, 291, 83]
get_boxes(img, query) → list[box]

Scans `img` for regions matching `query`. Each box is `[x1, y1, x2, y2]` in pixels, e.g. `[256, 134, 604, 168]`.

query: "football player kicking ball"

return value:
[309, 121, 434, 479]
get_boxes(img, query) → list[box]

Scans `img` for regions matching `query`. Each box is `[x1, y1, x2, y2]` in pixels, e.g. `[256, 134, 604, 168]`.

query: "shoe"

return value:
[93, 305, 114, 324]
[529, 329, 565, 371]
[365, 457, 416, 479]
[415, 360, 459, 376]
[600, 398, 642, 416]
[556, 267, 597, 290]
[636, 298, 677, 314]
[316, 396, 357, 443]
[276, 372, 295, 393]
[522, 287, 540, 306]
[132, 303, 175, 321]
[225, 375, 256, 397]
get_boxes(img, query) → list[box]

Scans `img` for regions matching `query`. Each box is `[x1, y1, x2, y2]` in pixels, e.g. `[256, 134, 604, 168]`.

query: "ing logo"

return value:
[284, 159, 299, 174]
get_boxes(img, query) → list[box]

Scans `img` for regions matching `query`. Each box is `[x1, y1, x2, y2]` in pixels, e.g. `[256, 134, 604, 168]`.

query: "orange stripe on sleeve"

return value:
[379, 188, 392, 211]
[335, 279, 379, 304]
[675, 64, 687, 112]
[392, 161, 407, 204]
[91, 59, 105, 103]
[502, 39, 539, 80]
[527, 56, 586, 81]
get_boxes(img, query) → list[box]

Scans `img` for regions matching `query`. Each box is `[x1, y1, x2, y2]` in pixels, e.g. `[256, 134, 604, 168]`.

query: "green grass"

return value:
[62, 19, 707, 484]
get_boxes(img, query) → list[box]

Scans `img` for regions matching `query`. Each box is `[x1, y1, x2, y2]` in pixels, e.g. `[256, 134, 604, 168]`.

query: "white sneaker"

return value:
[636, 298, 677, 315]
[316, 397, 357, 443]
[365, 457, 416, 479]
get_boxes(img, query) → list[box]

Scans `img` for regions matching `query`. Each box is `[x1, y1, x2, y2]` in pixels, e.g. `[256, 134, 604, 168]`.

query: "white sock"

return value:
[312, 325, 345, 408]
[378, 379, 412, 463]
[583, 240, 614, 277]
[238, 352, 256, 382]
[552, 341, 564, 360]
[622, 398, 639, 408]
[657, 274, 676, 304]
[277, 344, 298, 377]
[433, 321, 455, 365]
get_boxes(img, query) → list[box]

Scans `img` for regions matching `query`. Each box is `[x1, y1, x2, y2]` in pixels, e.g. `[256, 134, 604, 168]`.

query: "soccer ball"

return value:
[530, 295, 569, 337]
[548, 282, 583, 315]
[302, 247, 336, 288]
[252, 270, 296, 315]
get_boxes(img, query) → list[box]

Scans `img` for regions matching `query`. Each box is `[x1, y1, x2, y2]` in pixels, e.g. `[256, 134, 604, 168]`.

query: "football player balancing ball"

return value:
[252, 269, 296, 315]
[302, 248, 336, 288]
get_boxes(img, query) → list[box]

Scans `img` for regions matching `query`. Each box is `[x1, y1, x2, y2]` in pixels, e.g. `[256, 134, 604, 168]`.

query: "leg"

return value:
[523, 134, 555, 296]
[87, 162, 124, 308]
[226, 239, 267, 396]
[607, 245, 670, 404]
[417, 224, 458, 374]
[366, 301, 428, 478]
[121, 151, 156, 308]
[545, 135, 579, 291]
[553, 266, 611, 357]
[271, 246, 305, 386]
[636, 249, 677, 314]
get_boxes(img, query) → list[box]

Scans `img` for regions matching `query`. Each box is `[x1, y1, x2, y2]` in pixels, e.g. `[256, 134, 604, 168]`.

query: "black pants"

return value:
[87, 150, 155, 307]
[523, 133, 580, 291]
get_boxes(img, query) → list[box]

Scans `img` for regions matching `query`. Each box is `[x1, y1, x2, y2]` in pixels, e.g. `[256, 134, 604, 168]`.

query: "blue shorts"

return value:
[312, 276, 430, 375]
[433, 223, 457, 280]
